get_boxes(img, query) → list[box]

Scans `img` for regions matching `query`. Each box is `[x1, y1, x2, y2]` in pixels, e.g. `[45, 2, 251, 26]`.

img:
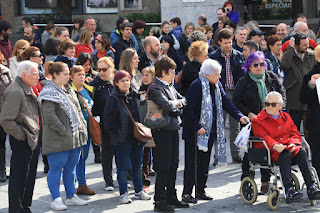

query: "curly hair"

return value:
[188, 41, 208, 62]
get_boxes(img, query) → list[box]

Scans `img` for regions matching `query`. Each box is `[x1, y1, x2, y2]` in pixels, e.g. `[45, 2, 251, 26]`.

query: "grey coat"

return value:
[281, 46, 316, 110]
[0, 77, 42, 149]
[41, 84, 87, 155]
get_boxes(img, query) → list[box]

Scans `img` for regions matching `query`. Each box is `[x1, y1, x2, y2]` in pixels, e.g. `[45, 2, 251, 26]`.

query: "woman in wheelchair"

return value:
[252, 91, 320, 203]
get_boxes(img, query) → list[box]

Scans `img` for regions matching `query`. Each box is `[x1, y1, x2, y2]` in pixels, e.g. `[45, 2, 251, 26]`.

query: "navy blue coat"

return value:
[265, 51, 280, 75]
[208, 48, 245, 90]
[182, 78, 243, 143]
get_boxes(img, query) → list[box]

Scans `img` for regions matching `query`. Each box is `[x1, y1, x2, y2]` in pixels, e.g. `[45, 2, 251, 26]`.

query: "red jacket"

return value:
[252, 109, 302, 163]
[282, 38, 317, 53]
[75, 43, 93, 58]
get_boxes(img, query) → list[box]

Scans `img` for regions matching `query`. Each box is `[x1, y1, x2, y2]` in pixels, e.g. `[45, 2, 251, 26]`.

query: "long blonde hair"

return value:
[119, 48, 137, 76]
[12, 39, 30, 61]
[79, 30, 93, 46]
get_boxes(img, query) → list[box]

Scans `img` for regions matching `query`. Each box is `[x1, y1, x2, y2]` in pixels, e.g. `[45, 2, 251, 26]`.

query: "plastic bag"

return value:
[234, 122, 251, 152]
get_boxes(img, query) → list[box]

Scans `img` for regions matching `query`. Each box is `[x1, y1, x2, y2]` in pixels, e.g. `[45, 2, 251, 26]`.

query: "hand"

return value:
[311, 74, 320, 85]
[277, 51, 283, 61]
[240, 116, 250, 124]
[85, 76, 92, 83]
[289, 37, 295, 47]
[248, 112, 257, 121]
[197, 127, 206, 135]
[287, 144, 296, 153]
[273, 143, 285, 153]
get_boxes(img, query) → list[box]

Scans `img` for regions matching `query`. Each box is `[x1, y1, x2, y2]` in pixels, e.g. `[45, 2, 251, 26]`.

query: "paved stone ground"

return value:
[0, 129, 319, 213]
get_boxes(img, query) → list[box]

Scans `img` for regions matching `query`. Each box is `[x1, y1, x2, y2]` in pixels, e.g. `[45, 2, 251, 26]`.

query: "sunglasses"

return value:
[253, 62, 265, 68]
[265, 102, 278, 107]
[33, 54, 43, 58]
[97, 67, 110, 72]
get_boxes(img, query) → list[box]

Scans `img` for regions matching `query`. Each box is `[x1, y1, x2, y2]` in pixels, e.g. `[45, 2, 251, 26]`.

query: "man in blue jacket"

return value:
[110, 17, 139, 52]
[209, 28, 245, 163]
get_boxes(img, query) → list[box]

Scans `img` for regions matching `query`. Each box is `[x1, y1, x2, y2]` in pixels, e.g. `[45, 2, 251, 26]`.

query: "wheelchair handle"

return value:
[248, 137, 272, 166]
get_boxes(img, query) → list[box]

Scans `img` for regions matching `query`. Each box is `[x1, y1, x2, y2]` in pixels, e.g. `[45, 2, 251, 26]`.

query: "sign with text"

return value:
[265, 0, 292, 9]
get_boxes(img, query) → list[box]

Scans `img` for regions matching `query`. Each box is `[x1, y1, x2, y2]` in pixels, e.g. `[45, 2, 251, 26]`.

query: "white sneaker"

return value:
[135, 190, 151, 200]
[127, 183, 132, 188]
[119, 192, 132, 204]
[105, 186, 115, 191]
[51, 197, 68, 211]
[65, 194, 89, 206]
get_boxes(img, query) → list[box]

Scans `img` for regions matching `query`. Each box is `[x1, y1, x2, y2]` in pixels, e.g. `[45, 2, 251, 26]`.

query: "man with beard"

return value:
[138, 36, 161, 71]
[281, 32, 316, 132]
[24, 26, 42, 53]
[0, 20, 13, 67]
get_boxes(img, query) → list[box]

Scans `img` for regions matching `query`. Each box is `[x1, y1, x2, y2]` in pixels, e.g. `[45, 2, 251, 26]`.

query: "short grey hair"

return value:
[266, 91, 284, 104]
[199, 59, 222, 78]
[17, 60, 38, 77]
[188, 30, 207, 43]
[84, 16, 95, 25]
[245, 20, 259, 30]
[234, 27, 247, 35]
[293, 21, 308, 33]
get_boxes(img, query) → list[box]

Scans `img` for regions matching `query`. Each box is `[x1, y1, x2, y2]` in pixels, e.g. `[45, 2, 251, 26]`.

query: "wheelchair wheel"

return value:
[241, 177, 258, 204]
[267, 191, 279, 211]
[291, 173, 300, 191]
[310, 200, 316, 206]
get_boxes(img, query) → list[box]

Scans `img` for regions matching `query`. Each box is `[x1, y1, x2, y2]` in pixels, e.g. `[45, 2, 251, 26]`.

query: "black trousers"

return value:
[101, 130, 115, 187]
[0, 125, 6, 149]
[153, 130, 179, 201]
[183, 139, 213, 195]
[241, 152, 271, 183]
[8, 135, 40, 213]
[308, 130, 320, 178]
[278, 149, 314, 189]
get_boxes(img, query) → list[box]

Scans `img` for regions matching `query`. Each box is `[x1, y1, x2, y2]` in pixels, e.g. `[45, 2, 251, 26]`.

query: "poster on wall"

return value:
[25, 0, 76, 8]
[87, 0, 117, 7]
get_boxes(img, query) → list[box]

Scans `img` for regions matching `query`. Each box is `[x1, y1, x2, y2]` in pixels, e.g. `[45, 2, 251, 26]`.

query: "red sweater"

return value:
[75, 43, 93, 58]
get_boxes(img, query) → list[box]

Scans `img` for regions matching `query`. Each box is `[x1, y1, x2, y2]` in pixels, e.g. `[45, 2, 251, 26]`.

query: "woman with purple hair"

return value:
[233, 51, 285, 194]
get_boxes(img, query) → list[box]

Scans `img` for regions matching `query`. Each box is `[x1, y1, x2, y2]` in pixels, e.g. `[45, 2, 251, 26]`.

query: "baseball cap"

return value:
[249, 28, 266, 37]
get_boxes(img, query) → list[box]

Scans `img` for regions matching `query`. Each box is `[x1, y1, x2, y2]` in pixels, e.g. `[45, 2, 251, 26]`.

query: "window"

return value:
[20, 0, 81, 15]
[120, 0, 142, 11]
[85, 0, 118, 14]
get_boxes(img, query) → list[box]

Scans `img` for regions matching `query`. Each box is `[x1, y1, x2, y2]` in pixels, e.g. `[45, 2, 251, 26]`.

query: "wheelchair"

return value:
[240, 136, 320, 210]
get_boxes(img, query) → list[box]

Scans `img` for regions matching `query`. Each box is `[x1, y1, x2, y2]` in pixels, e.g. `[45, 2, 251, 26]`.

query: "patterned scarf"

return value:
[215, 83, 227, 164]
[39, 80, 80, 135]
[197, 77, 213, 152]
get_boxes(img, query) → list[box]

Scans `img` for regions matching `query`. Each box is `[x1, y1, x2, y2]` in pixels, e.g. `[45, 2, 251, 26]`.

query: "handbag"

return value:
[234, 122, 251, 152]
[139, 84, 170, 129]
[79, 94, 102, 146]
[120, 98, 153, 143]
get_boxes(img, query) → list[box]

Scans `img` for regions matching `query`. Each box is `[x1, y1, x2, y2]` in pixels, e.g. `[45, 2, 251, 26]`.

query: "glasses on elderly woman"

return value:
[253, 62, 264, 68]
[265, 102, 279, 107]
[97, 67, 111, 72]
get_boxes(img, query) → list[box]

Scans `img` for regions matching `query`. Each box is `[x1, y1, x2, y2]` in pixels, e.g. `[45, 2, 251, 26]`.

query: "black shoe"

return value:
[0, 168, 6, 182]
[149, 168, 156, 176]
[94, 156, 101, 163]
[182, 194, 197, 204]
[44, 164, 49, 174]
[285, 187, 303, 203]
[154, 200, 175, 212]
[196, 192, 213, 200]
[232, 156, 242, 163]
[212, 156, 218, 167]
[308, 186, 320, 200]
[23, 207, 32, 213]
[167, 198, 189, 208]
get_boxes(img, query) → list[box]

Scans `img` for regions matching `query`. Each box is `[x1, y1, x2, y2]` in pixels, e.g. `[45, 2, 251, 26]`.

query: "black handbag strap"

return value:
[145, 83, 167, 100]
[120, 98, 135, 125]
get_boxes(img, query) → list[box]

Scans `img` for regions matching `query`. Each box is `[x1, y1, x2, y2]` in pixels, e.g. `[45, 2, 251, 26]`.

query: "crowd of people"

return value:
[1, 0, 320, 212]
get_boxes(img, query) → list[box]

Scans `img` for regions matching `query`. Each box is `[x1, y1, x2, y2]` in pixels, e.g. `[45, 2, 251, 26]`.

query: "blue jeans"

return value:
[114, 142, 144, 195]
[47, 147, 81, 200]
[76, 135, 90, 186]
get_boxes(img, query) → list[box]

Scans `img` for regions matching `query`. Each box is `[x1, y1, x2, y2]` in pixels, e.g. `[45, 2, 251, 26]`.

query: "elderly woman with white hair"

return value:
[252, 91, 320, 203]
[182, 58, 248, 203]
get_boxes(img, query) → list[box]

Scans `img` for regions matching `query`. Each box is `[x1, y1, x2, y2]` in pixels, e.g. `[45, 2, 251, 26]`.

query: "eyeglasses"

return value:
[19, 47, 26, 51]
[169, 70, 175, 75]
[253, 62, 265, 68]
[265, 102, 279, 107]
[97, 67, 111, 72]
[33, 54, 43, 58]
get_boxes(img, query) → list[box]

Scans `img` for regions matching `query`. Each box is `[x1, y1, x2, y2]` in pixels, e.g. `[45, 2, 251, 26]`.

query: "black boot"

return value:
[154, 200, 175, 212]
[0, 148, 7, 182]
[43, 155, 49, 173]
